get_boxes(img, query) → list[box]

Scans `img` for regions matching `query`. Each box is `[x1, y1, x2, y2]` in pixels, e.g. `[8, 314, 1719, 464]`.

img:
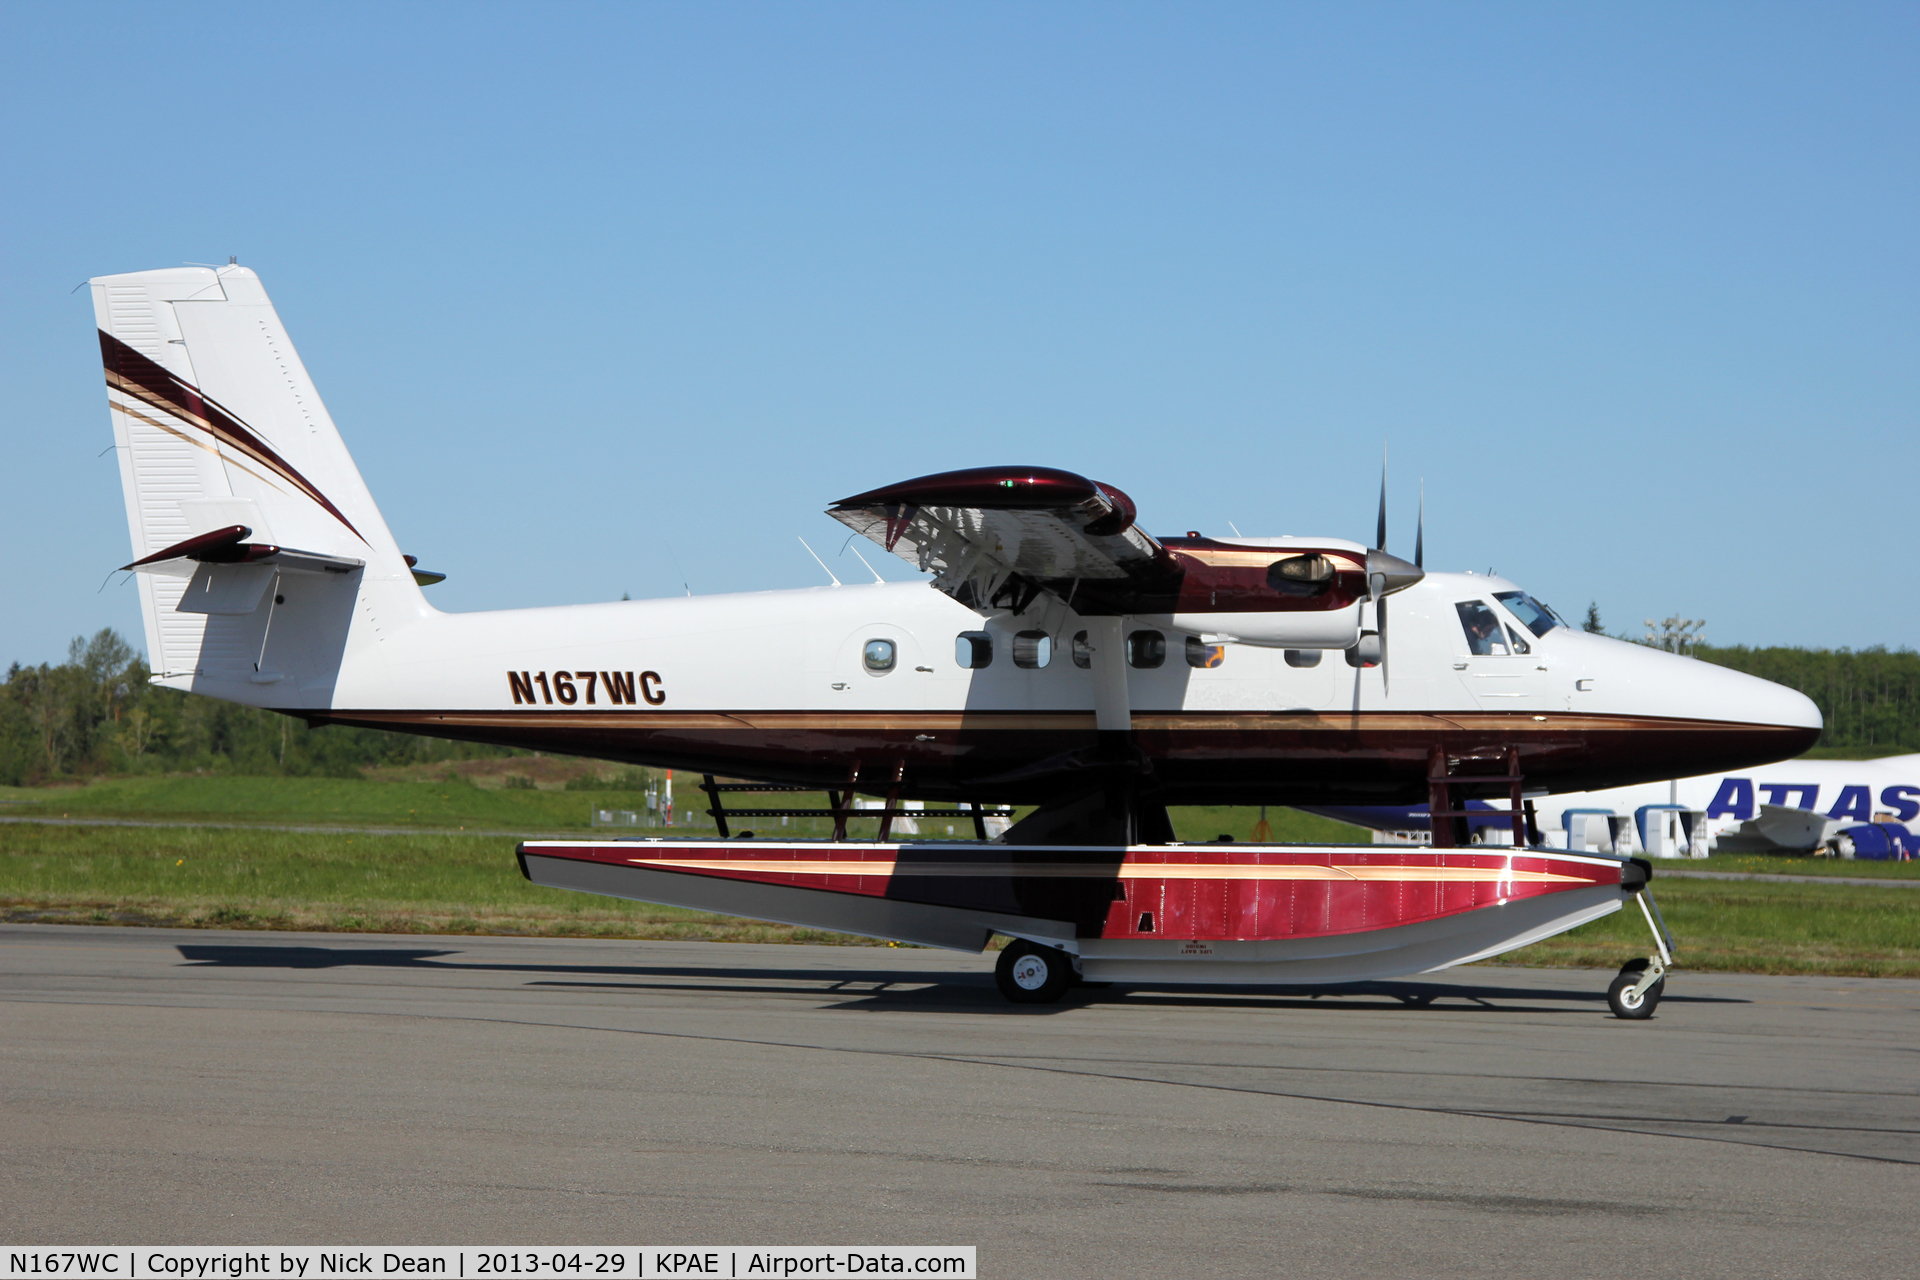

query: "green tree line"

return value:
[5, 627, 1916, 785]
[0, 629, 511, 785]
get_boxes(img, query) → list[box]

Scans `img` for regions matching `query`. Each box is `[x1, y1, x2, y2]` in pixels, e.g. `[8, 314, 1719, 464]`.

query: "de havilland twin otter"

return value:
[89, 263, 1822, 1016]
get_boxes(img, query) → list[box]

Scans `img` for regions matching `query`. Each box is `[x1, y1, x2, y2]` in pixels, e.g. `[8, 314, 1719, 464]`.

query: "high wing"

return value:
[828, 466, 1395, 638]
[829, 466, 1178, 615]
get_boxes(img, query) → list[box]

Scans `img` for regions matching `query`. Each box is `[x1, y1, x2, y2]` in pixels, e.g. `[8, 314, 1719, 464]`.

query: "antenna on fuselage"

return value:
[844, 544, 885, 584]
[798, 537, 841, 586]
[665, 541, 692, 596]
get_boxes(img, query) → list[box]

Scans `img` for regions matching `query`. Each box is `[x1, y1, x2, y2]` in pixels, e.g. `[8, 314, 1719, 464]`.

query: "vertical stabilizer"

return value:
[92, 264, 423, 704]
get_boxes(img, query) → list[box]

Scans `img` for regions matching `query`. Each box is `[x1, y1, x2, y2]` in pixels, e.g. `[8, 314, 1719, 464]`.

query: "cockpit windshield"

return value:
[1494, 591, 1563, 639]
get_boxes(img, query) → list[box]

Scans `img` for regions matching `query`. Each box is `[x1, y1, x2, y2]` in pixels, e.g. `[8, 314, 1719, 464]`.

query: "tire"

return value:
[995, 941, 1076, 1004]
[1607, 965, 1664, 1019]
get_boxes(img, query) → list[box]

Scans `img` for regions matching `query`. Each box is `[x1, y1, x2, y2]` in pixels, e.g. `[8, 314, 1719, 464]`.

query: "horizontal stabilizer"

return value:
[402, 554, 446, 587]
[122, 523, 364, 578]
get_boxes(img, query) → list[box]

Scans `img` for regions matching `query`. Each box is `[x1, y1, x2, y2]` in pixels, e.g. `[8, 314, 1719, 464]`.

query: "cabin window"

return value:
[1128, 630, 1166, 669]
[1456, 601, 1510, 656]
[1071, 630, 1093, 669]
[1495, 591, 1562, 639]
[1284, 649, 1321, 668]
[1267, 554, 1336, 598]
[1013, 630, 1052, 670]
[863, 639, 896, 673]
[955, 631, 993, 669]
[1185, 637, 1225, 669]
[1505, 626, 1531, 655]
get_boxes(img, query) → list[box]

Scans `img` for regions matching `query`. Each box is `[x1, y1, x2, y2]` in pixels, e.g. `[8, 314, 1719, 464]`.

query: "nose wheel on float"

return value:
[1608, 956, 1666, 1018]
[1608, 886, 1677, 1019]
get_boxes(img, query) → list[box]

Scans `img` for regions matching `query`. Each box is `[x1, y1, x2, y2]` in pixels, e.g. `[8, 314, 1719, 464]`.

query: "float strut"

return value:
[1628, 888, 1675, 1000]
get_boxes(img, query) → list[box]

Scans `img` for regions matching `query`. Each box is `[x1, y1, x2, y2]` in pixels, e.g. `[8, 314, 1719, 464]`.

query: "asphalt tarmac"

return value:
[3, 924, 1916, 1277]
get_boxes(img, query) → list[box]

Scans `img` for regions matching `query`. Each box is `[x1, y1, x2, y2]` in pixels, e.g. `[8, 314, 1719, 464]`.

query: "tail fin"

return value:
[91, 264, 422, 703]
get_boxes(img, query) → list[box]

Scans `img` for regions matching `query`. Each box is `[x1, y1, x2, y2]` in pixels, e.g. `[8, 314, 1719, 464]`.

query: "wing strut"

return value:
[1087, 616, 1131, 733]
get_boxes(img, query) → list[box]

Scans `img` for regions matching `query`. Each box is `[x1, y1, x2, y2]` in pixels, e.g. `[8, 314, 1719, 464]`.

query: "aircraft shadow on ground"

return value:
[173, 943, 1747, 1014]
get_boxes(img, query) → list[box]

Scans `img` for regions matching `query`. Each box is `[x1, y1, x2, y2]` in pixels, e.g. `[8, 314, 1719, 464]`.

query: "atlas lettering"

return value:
[1706, 776, 1755, 821]
[1882, 785, 1920, 822]
[1827, 784, 1873, 822]
[508, 670, 665, 706]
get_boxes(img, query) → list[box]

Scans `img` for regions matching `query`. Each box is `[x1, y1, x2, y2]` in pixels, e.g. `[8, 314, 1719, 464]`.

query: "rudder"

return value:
[92, 264, 422, 704]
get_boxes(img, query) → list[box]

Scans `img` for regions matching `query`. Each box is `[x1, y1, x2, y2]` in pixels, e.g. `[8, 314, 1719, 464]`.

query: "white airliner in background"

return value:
[85, 262, 1827, 1013]
[1310, 754, 1920, 858]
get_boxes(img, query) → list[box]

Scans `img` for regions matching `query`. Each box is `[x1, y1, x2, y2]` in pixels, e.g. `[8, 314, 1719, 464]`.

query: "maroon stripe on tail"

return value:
[100, 329, 366, 544]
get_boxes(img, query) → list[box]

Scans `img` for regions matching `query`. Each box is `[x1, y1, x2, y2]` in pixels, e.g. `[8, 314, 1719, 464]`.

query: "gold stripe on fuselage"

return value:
[330, 708, 1766, 735]
[622, 857, 1593, 884]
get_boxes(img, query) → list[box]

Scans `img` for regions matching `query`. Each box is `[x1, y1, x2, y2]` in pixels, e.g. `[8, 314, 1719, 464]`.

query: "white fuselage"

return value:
[169, 564, 1823, 804]
[194, 569, 1814, 728]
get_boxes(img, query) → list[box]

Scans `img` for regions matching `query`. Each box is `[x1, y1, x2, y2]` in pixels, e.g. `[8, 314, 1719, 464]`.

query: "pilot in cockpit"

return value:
[1456, 601, 1510, 656]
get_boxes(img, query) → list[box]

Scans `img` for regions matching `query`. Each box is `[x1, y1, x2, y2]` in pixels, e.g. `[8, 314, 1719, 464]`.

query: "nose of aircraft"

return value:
[1663, 646, 1816, 730]
[1562, 630, 1822, 759]
[1543, 630, 1822, 784]
[1702, 659, 1823, 732]
[1563, 630, 1820, 727]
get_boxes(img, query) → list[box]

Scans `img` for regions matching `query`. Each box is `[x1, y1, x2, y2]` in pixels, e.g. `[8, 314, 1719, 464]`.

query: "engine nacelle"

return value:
[1146, 601, 1365, 650]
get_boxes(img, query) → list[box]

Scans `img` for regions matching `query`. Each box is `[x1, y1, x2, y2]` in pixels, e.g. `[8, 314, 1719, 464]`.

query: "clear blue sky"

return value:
[3, 2, 1914, 665]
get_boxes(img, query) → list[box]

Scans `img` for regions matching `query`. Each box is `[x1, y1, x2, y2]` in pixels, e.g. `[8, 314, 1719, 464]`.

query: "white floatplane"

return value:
[88, 263, 1821, 1015]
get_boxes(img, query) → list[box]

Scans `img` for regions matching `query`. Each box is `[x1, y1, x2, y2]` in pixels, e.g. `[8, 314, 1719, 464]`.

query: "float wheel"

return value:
[995, 941, 1076, 1004]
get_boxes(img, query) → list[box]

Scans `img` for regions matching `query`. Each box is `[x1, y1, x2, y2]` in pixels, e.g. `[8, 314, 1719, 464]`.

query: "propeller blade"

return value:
[1375, 450, 1388, 551]
[1371, 574, 1389, 695]
[1414, 481, 1424, 571]
[1365, 548, 1422, 696]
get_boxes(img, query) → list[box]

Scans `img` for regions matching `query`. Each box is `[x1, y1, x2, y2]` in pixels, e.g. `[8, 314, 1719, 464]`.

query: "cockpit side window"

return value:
[1494, 591, 1562, 639]
[1455, 600, 1510, 656]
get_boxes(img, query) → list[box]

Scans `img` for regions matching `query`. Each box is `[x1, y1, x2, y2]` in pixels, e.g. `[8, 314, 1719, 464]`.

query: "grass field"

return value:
[0, 774, 658, 832]
[2, 814, 1915, 976]
[0, 775, 1360, 845]
[1510, 876, 1920, 977]
[0, 823, 819, 942]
